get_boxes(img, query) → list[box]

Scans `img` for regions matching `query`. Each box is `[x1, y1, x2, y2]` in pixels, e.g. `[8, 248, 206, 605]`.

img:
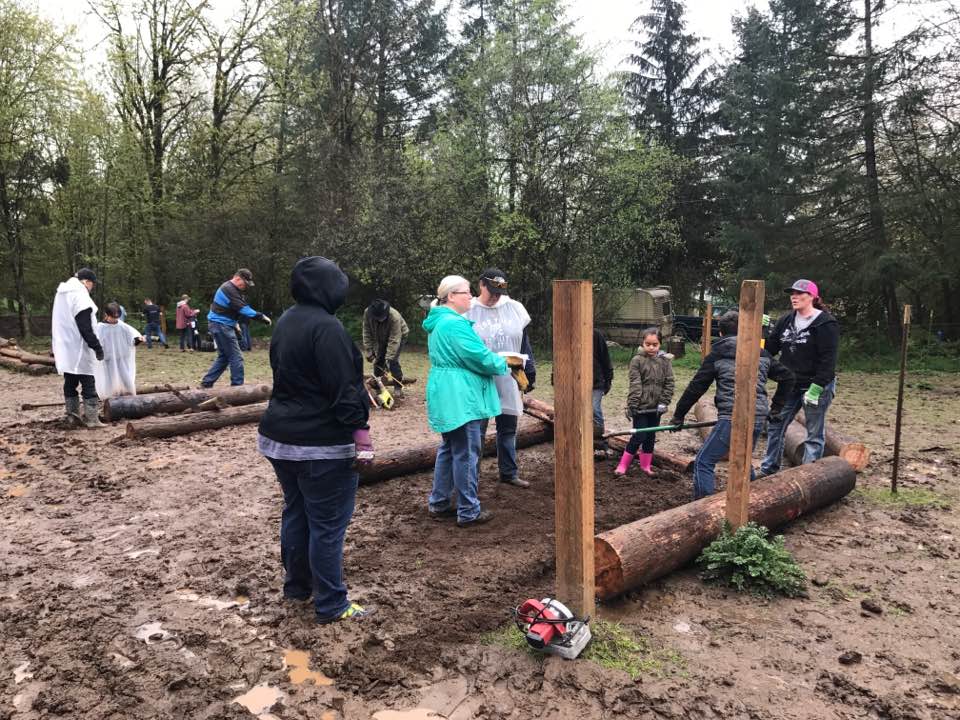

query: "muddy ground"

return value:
[1, 346, 959, 719]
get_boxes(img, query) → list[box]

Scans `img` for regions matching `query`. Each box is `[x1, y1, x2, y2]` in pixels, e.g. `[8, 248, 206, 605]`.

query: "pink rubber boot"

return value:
[614, 451, 635, 476]
[638, 452, 655, 476]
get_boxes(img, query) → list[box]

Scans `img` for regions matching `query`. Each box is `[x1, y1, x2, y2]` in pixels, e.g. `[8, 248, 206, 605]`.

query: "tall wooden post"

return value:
[701, 302, 713, 359]
[552, 280, 595, 618]
[726, 281, 765, 529]
[891, 304, 911, 494]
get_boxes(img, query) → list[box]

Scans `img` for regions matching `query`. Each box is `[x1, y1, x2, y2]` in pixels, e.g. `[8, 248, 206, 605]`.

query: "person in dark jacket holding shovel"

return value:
[669, 310, 794, 499]
[759, 279, 840, 475]
[257, 256, 373, 624]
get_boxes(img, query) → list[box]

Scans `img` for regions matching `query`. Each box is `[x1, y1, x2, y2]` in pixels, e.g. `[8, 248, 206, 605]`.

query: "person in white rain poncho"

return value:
[94, 302, 144, 398]
[464, 268, 536, 489]
[51, 268, 106, 427]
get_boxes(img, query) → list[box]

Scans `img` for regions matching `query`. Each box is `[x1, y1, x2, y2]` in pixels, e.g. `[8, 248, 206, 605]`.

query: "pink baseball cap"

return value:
[785, 279, 819, 297]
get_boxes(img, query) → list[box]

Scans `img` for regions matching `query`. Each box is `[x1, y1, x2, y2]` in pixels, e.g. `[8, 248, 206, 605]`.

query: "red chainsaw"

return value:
[514, 597, 591, 659]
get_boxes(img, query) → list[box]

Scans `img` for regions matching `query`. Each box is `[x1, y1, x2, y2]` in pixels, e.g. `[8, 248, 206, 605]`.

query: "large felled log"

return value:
[594, 456, 856, 599]
[105, 384, 272, 421]
[125, 402, 268, 439]
[522, 395, 693, 473]
[796, 410, 869, 471]
[358, 421, 553, 484]
[0, 355, 55, 375]
[134, 383, 191, 395]
[0, 347, 55, 366]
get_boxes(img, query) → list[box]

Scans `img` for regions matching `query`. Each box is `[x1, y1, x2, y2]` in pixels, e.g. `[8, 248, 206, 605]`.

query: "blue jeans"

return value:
[693, 418, 763, 500]
[201, 323, 244, 386]
[430, 420, 483, 522]
[267, 457, 358, 621]
[479, 413, 519, 480]
[762, 379, 836, 474]
[592, 389, 605, 429]
[144, 322, 166, 348]
[237, 321, 252, 351]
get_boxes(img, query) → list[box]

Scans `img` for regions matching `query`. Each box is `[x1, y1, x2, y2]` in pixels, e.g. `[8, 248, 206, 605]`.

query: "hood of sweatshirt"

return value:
[289, 256, 348, 312]
[422, 304, 465, 333]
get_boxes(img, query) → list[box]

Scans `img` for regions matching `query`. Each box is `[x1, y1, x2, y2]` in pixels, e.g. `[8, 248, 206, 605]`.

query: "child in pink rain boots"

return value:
[615, 328, 675, 477]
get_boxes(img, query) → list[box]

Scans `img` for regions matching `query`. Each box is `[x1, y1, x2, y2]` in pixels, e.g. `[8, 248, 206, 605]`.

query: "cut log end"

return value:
[838, 443, 869, 472]
[594, 537, 625, 601]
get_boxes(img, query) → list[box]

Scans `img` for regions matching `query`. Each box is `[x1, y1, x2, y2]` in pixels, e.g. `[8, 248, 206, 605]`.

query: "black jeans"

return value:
[375, 338, 406, 381]
[625, 410, 663, 454]
[64, 373, 97, 400]
[179, 328, 193, 350]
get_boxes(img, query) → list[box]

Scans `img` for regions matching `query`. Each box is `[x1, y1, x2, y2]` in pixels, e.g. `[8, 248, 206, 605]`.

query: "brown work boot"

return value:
[499, 476, 530, 488]
[457, 510, 494, 528]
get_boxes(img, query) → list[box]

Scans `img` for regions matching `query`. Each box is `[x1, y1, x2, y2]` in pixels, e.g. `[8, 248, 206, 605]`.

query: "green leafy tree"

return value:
[0, 1, 73, 336]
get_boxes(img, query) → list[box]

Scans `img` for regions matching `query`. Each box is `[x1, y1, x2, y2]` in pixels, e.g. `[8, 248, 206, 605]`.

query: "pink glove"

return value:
[353, 428, 374, 464]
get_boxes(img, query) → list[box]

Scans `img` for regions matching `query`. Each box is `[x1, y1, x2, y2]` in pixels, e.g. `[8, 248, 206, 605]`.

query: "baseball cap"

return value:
[479, 267, 508, 295]
[785, 279, 819, 297]
[370, 299, 390, 321]
[76, 268, 97, 284]
[236, 268, 255, 287]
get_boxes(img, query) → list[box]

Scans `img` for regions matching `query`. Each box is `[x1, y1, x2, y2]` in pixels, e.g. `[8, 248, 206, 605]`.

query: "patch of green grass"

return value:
[853, 486, 952, 510]
[481, 620, 685, 679]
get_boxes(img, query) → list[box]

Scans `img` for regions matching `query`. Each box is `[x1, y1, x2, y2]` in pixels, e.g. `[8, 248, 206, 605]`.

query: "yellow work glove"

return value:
[377, 388, 394, 409]
[511, 367, 529, 392]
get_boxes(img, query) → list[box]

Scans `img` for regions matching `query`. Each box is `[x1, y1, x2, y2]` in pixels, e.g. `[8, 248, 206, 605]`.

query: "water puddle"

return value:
[233, 684, 284, 715]
[283, 649, 334, 686]
[14, 661, 33, 684]
[8, 484, 28, 497]
[176, 589, 249, 611]
[372, 710, 441, 720]
[135, 621, 174, 644]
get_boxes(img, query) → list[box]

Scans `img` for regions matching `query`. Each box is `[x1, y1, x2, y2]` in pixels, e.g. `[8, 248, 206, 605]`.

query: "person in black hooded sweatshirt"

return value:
[760, 279, 841, 476]
[258, 256, 374, 624]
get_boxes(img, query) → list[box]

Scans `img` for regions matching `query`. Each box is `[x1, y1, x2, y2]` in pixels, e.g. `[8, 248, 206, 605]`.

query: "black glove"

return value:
[667, 416, 683, 430]
[134, 337, 143, 346]
[523, 382, 535, 394]
[95, 348, 104, 361]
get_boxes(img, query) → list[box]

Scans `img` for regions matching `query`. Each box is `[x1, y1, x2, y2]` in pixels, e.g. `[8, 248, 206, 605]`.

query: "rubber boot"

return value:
[82, 397, 106, 428]
[614, 451, 634, 476]
[64, 396, 82, 428]
[638, 451, 655, 476]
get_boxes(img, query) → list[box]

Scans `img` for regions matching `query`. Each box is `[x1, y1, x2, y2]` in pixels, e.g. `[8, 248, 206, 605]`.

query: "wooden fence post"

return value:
[726, 281, 765, 529]
[552, 280, 595, 619]
[702, 301, 713, 359]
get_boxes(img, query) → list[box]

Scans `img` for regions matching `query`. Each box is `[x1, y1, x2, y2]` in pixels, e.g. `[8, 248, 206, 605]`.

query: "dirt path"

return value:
[2, 352, 959, 719]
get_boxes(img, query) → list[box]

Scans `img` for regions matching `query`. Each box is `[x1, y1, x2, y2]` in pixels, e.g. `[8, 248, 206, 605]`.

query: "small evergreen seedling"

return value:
[697, 521, 806, 598]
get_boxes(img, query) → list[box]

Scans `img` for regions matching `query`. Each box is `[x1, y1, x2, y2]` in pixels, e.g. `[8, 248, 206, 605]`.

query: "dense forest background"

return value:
[2, 0, 959, 344]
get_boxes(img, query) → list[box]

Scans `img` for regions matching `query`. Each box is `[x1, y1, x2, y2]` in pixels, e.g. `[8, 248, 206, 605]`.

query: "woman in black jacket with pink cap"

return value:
[760, 279, 841, 475]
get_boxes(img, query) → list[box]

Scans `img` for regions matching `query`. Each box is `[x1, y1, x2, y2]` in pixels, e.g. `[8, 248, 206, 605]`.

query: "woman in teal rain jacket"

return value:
[423, 275, 508, 527]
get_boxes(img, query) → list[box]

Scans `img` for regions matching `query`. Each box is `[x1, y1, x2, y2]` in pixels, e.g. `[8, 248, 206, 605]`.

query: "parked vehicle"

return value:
[595, 287, 673, 346]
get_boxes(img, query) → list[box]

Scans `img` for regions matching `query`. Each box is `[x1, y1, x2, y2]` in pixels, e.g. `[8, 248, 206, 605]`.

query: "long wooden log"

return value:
[125, 402, 269, 439]
[0, 355, 55, 375]
[105, 384, 272, 421]
[358, 421, 553, 484]
[134, 383, 191, 396]
[594, 456, 856, 599]
[523, 395, 693, 473]
[0, 347, 55, 366]
[796, 410, 870, 471]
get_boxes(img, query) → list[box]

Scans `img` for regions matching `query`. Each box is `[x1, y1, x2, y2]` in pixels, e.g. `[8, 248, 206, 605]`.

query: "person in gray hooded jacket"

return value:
[669, 310, 794, 499]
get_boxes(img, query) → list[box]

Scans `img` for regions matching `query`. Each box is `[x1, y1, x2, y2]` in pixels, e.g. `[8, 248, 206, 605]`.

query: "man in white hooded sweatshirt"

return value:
[52, 268, 106, 427]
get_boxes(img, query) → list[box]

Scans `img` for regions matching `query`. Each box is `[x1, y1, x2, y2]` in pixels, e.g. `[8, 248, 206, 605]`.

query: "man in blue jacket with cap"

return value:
[200, 268, 271, 387]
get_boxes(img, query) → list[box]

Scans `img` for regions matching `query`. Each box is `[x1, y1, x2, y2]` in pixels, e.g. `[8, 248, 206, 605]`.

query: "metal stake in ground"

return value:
[892, 304, 911, 494]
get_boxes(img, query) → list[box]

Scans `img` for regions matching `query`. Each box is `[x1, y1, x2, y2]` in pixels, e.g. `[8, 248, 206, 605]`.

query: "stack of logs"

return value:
[0, 337, 56, 375]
